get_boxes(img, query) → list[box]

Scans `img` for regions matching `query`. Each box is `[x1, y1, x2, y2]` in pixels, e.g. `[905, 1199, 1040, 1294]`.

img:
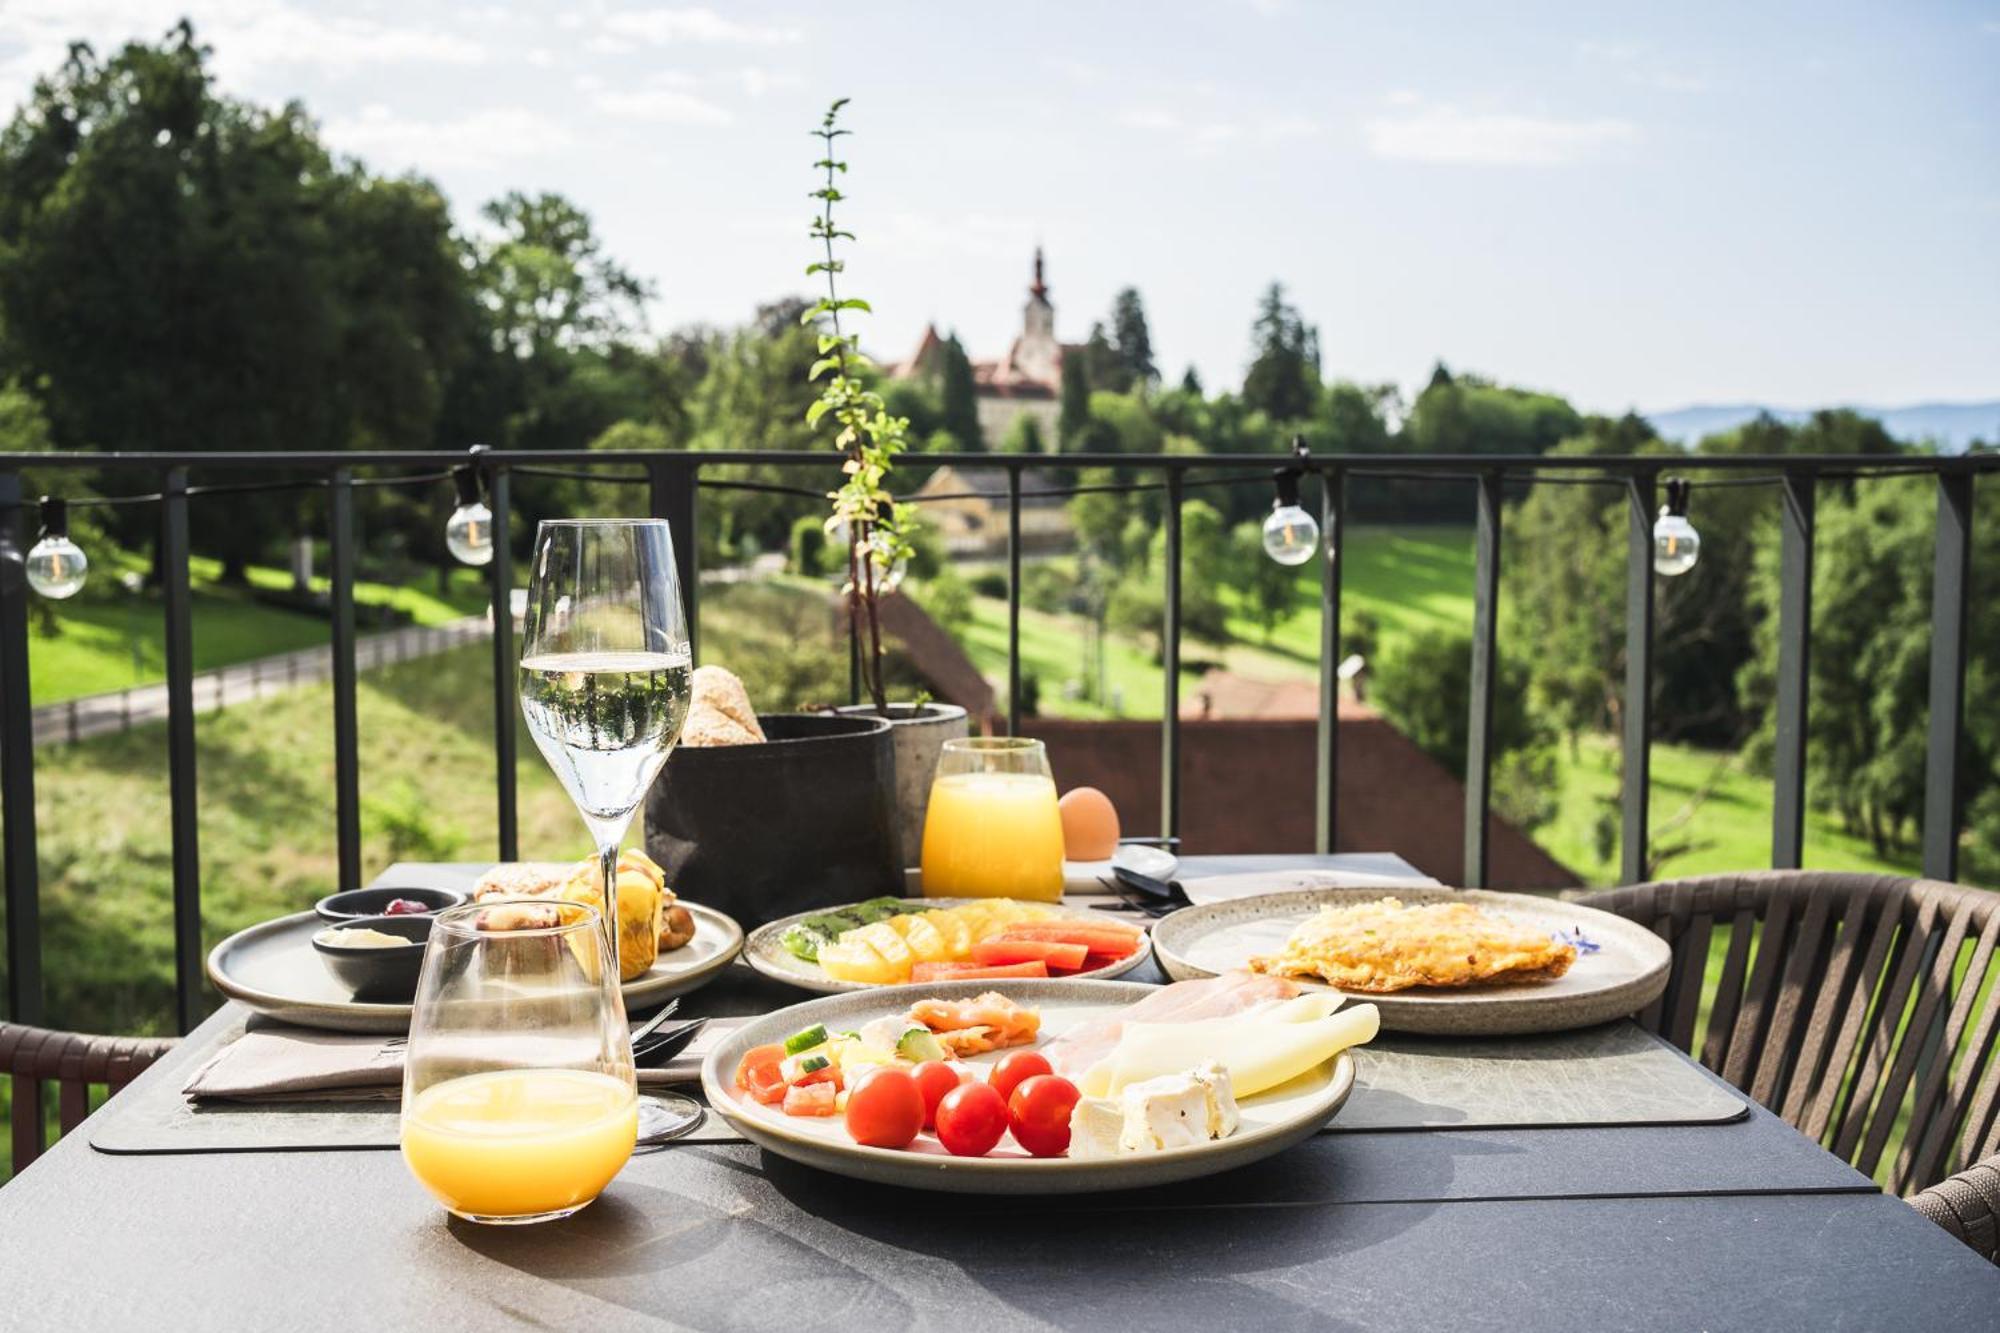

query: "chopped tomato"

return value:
[782, 1082, 838, 1117]
[971, 939, 1089, 972]
[793, 1059, 844, 1090]
[909, 960, 1051, 983]
[991, 923, 1141, 959]
[735, 1044, 788, 1104]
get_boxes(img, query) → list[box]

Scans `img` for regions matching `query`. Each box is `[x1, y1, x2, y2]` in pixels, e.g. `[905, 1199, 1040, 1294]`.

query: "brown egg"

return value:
[1058, 786, 1121, 861]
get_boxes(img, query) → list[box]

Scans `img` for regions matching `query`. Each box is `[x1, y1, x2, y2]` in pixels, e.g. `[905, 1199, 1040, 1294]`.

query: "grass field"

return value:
[26, 554, 490, 707]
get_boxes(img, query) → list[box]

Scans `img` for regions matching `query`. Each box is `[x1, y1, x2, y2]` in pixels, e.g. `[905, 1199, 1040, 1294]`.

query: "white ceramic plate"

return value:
[1178, 867, 1441, 906]
[1151, 887, 1669, 1036]
[207, 902, 745, 1034]
[700, 978, 1356, 1194]
[1062, 843, 1179, 893]
[745, 898, 1150, 995]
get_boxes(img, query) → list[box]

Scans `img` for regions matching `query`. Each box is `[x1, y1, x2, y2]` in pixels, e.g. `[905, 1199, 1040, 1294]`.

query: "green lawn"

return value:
[26, 556, 490, 706]
[1220, 524, 1476, 666]
[1536, 733, 1919, 884]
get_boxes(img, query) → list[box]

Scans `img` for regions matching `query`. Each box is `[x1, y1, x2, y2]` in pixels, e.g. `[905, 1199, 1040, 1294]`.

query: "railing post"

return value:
[1622, 472, 1656, 885]
[162, 468, 203, 1034]
[1463, 470, 1502, 888]
[329, 469, 361, 893]
[647, 458, 699, 665]
[1771, 470, 1815, 870]
[1160, 469, 1183, 841]
[1922, 468, 1973, 880]
[1315, 466, 1344, 855]
[484, 458, 518, 862]
[1007, 463, 1023, 736]
[0, 472, 42, 1025]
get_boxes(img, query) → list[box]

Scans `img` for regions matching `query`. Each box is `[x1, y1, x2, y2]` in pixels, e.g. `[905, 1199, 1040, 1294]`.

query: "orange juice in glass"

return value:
[920, 737, 1065, 901]
[400, 900, 637, 1225]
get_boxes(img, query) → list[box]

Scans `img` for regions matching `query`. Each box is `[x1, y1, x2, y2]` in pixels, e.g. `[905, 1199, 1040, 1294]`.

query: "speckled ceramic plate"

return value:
[207, 902, 744, 1034]
[701, 978, 1356, 1194]
[745, 898, 1150, 995]
[1151, 887, 1668, 1036]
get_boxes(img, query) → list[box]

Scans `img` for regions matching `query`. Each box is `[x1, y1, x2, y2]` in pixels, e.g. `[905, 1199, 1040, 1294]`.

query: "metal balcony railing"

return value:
[0, 447, 1991, 1032]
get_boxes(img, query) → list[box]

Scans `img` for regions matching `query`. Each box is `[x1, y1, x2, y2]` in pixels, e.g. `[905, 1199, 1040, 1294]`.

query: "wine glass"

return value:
[519, 518, 697, 1144]
[401, 899, 637, 1224]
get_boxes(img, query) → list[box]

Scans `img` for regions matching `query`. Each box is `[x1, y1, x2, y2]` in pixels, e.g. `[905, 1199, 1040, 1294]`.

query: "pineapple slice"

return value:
[922, 908, 974, 959]
[818, 937, 897, 985]
[849, 922, 914, 981]
[893, 914, 950, 964]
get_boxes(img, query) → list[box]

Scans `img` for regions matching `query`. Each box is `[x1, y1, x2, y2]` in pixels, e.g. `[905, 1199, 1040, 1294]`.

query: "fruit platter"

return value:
[700, 974, 1377, 1193]
[743, 896, 1153, 994]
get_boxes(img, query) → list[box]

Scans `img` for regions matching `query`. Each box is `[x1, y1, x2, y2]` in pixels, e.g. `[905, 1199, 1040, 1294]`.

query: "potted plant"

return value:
[805, 98, 968, 866]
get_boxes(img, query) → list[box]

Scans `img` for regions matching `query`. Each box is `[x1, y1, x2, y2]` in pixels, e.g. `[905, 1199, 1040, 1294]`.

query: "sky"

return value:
[0, 1, 1995, 417]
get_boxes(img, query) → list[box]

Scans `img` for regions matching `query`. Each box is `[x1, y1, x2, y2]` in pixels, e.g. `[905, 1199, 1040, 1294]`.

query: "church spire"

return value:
[1030, 245, 1048, 300]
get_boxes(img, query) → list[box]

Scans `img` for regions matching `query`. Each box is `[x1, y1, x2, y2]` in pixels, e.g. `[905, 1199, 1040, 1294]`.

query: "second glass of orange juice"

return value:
[920, 737, 1065, 901]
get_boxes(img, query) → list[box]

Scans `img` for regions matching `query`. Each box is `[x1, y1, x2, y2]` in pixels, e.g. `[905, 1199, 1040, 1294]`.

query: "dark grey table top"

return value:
[5, 855, 1999, 1330]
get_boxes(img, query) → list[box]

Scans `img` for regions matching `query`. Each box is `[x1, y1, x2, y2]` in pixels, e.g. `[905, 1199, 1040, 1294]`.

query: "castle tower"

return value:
[1012, 247, 1060, 387]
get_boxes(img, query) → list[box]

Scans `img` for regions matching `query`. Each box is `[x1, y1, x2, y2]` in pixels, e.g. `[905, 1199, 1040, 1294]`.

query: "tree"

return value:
[1241, 283, 1319, 422]
[1180, 365, 1203, 396]
[1374, 626, 1545, 788]
[1107, 287, 1157, 387]
[474, 192, 651, 362]
[936, 332, 982, 449]
[0, 23, 478, 578]
[1232, 521, 1300, 641]
[1080, 322, 1128, 393]
[1000, 412, 1046, 455]
[1058, 349, 1091, 447]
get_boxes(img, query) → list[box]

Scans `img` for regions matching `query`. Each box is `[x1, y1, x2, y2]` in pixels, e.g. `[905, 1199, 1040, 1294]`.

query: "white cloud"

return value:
[1365, 100, 1638, 166]
[321, 104, 572, 171]
[1117, 106, 1181, 132]
[592, 85, 732, 125]
[1577, 38, 1708, 93]
[601, 7, 802, 46]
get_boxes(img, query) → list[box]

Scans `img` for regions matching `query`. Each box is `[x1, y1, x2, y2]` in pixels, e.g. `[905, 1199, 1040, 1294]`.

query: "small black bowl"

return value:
[313, 885, 465, 924]
[311, 914, 433, 1002]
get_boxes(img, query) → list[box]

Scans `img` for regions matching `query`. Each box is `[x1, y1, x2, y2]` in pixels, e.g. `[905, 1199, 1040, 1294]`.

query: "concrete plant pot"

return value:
[834, 702, 971, 868]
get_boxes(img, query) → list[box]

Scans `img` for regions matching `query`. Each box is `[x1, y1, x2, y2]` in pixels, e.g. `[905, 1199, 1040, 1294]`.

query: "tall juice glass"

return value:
[401, 900, 637, 1225]
[919, 737, 1065, 901]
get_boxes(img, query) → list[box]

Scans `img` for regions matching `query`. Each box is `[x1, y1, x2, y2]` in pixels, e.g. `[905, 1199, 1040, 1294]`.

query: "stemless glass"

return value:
[518, 518, 696, 1143]
[401, 900, 637, 1225]
[919, 737, 1065, 901]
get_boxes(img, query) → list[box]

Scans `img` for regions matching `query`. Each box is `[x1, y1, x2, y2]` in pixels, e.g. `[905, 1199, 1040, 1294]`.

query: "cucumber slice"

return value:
[779, 924, 830, 963]
[783, 1024, 830, 1055]
[895, 1026, 948, 1064]
[796, 1053, 831, 1075]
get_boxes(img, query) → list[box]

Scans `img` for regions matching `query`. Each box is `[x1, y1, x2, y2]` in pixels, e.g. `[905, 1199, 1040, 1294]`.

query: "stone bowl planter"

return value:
[644, 713, 900, 928]
[834, 702, 970, 868]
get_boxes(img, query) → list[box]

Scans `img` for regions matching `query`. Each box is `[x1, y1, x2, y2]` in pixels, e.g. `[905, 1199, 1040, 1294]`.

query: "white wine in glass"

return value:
[518, 519, 697, 1145]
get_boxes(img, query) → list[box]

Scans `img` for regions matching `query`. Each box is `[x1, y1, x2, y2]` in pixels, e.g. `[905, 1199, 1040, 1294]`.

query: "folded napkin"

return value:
[183, 1016, 742, 1106]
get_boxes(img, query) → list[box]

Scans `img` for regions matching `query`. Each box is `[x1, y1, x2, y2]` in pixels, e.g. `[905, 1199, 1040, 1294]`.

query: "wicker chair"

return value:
[1588, 871, 2000, 1261]
[2, 1022, 176, 1176]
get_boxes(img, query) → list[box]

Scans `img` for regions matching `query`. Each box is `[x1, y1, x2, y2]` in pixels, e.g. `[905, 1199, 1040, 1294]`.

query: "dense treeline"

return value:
[0, 25, 1992, 880]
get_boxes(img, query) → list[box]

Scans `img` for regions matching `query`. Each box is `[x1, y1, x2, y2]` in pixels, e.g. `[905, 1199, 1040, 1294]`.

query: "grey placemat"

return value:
[92, 1018, 1739, 1156]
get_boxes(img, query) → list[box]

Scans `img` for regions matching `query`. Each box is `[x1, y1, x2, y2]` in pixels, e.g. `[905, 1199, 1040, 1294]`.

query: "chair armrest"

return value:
[1911, 1155, 2000, 1265]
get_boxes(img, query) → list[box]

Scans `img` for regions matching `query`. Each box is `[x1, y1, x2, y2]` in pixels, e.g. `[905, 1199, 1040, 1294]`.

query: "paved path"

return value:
[30, 616, 492, 747]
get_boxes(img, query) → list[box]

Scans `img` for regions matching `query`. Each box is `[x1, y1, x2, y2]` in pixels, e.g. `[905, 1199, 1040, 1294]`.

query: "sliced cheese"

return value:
[1085, 1003, 1380, 1099]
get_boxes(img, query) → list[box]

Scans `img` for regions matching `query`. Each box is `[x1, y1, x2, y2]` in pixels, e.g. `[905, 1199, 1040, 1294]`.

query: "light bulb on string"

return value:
[1653, 477, 1700, 577]
[1262, 436, 1319, 566]
[445, 464, 494, 567]
[26, 496, 88, 599]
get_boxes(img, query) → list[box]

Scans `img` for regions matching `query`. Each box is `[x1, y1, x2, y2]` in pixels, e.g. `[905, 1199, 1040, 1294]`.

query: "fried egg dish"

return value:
[1247, 896, 1577, 993]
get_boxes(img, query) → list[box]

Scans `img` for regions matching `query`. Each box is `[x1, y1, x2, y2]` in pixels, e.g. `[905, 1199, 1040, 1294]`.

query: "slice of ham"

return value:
[1043, 972, 1298, 1079]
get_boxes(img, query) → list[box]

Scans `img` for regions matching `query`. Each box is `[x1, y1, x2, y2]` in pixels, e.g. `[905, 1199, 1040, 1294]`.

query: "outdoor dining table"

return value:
[3, 853, 1998, 1331]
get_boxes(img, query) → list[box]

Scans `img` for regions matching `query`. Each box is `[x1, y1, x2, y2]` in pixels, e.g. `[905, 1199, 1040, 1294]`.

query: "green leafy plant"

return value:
[805, 98, 914, 713]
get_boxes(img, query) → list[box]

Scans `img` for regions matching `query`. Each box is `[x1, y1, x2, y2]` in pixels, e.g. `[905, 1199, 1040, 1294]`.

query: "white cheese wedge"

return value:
[1118, 1072, 1213, 1152]
[1085, 1003, 1380, 1099]
[1067, 1095, 1129, 1160]
[1187, 1061, 1241, 1139]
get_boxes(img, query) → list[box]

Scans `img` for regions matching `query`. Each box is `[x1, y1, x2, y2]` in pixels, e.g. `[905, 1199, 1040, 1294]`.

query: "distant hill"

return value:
[1644, 401, 1998, 452]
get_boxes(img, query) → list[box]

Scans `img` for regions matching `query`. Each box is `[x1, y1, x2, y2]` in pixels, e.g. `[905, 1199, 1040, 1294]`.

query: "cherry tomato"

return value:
[987, 1050, 1054, 1105]
[844, 1067, 923, 1149]
[1007, 1075, 1081, 1158]
[934, 1081, 1008, 1157]
[912, 1061, 962, 1131]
